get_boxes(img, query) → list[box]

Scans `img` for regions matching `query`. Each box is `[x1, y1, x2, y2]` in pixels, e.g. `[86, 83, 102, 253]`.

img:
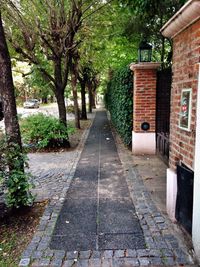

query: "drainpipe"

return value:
[192, 63, 200, 261]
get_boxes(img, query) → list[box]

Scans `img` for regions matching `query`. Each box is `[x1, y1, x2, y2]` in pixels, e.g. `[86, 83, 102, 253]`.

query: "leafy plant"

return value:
[20, 113, 75, 149]
[105, 66, 133, 146]
[0, 139, 34, 208]
[66, 104, 75, 114]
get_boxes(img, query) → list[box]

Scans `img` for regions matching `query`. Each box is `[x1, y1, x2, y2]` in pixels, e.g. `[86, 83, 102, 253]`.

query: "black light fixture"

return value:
[141, 122, 150, 131]
[138, 40, 152, 62]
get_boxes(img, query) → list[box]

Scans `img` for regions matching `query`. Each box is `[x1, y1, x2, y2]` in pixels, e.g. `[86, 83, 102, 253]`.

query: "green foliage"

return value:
[66, 105, 75, 114]
[0, 139, 34, 208]
[20, 113, 75, 149]
[25, 66, 54, 100]
[120, 0, 187, 65]
[105, 66, 133, 146]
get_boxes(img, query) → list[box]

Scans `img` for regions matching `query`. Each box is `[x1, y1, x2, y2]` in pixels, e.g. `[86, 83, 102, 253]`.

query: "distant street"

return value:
[0, 103, 75, 130]
[18, 102, 59, 118]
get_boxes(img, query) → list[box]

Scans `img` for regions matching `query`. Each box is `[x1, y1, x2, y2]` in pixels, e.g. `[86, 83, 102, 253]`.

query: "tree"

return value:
[3, 0, 115, 142]
[78, 65, 88, 120]
[121, 0, 187, 66]
[25, 67, 54, 103]
[3, 0, 83, 146]
[70, 52, 80, 129]
[0, 10, 33, 208]
[0, 11, 22, 149]
[87, 67, 99, 112]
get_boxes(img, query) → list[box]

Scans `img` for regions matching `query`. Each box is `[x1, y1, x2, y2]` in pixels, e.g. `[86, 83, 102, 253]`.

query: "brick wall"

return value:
[169, 19, 200, 171]
[133, 68, 157, 132]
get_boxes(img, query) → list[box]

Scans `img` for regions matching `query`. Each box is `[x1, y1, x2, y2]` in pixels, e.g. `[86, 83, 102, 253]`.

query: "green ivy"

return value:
[105, 66, 133, 146]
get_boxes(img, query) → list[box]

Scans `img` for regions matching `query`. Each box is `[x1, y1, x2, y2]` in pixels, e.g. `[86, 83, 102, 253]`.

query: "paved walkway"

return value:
[19, 110, 196, 267]
[50, 111, 144, 251]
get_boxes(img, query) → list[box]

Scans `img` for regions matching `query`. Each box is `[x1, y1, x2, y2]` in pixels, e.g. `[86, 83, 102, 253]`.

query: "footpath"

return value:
[19, 110, 197, 267]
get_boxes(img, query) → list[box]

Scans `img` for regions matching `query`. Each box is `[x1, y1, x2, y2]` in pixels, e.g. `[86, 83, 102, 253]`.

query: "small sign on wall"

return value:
[179, 88, 192, 131]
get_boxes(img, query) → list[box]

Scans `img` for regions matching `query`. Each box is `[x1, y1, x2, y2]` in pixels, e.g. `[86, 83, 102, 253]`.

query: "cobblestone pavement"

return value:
[19, 110, 197, 267]
[28, 150, 80, 202]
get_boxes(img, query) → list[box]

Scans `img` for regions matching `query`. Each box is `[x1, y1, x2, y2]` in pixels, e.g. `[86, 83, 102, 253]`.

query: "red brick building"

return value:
[161, 0, 200, 261]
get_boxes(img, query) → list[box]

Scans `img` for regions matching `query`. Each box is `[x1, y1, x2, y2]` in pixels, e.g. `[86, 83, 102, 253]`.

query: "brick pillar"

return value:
[130, 62, 160, 154]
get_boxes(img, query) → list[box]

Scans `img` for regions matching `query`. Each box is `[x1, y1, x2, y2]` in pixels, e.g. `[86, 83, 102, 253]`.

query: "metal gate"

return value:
[156, 68, 172, 164]
[176, 164, 194, 234]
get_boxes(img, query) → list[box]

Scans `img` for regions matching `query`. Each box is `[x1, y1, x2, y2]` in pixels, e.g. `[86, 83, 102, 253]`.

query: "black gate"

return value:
[156, 68, 172, 164]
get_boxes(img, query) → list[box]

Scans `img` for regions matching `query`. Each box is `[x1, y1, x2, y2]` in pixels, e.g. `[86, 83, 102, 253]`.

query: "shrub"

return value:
[105, 66, 133, 146]
[20, 113, 75, 149]
[0, 138, 34, 208]
[66, 104, 74, 113]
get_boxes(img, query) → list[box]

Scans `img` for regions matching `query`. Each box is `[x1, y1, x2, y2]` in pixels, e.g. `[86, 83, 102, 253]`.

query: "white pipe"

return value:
[192, 63, 200, 261]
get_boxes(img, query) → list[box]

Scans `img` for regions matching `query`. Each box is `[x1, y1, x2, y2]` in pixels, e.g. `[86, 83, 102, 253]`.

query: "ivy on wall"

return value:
[105, 66, 133, 146]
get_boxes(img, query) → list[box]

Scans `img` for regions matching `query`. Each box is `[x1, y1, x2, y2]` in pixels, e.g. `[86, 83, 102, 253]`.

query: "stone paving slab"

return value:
[99, 184, 130, 199]
[99, 234, 145, 250]
[66, 186, 98, 199]
[51, 234, 96, 251]
[99, 198, 141, 234]
[51, 198, 97, 235]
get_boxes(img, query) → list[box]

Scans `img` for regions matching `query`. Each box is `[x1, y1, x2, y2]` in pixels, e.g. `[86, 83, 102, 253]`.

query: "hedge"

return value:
[105, 66, 133, 146]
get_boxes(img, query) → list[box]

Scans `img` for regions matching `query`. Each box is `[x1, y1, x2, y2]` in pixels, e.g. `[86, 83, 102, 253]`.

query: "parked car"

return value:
[23, 99, 40, 108]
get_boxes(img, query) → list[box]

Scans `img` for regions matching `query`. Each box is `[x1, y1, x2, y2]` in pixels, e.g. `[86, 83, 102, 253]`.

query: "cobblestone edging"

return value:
[19, 114, 95, 267]
[19, 111, 196, 267]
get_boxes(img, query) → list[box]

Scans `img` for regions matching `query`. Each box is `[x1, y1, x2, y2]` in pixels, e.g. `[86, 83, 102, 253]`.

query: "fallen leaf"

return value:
[145, 177, 153, 180]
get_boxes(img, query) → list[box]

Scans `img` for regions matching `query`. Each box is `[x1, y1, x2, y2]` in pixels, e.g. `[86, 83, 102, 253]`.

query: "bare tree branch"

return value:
[12, 69, 34, 77]
[82, 0, 98, 15]
[82, 0, 114, 21]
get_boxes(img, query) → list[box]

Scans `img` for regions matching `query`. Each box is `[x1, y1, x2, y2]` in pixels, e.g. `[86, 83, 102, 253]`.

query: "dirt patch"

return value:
[69, 119, 92, 149]
[0, 201, 47, 267]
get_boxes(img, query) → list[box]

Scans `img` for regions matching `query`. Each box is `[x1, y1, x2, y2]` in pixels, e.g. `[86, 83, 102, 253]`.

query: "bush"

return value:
[20, 113, 75, 149]
[66, 104, 74, 113]
[0, 139, 34, 208]
[105, 66, 133, 146]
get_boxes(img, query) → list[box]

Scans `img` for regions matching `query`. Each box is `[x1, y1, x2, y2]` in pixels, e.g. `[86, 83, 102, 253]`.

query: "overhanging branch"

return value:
[82, 0, 114, 21]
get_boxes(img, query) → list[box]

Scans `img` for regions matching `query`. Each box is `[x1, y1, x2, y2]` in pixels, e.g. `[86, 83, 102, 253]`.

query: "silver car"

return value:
[23, 99, 40, 108]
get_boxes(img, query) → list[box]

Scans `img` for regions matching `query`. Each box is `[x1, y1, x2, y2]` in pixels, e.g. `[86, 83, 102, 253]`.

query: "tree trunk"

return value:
[55, 89, 67, 125]
[88, 81, 93, 113]
[54, 89, 70, 147]
[42, 97, 48, 104]
[92, 90, 96, 109]
[0, 12, 23, 153]
[80, 80, 87, 120]
[71, 74, 80, 129]
[161, 35, 165, 69]
[50, 95, 54, 103]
